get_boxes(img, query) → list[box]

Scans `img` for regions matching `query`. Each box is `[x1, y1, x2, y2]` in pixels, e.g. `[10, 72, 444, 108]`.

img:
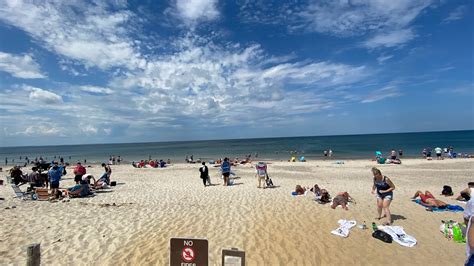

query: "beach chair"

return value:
[11, 184, 27, 199]
[34, 188, 49, 201]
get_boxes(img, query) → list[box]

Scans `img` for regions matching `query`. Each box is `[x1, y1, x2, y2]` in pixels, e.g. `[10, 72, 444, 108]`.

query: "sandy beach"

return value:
[0, 158, 472, 265]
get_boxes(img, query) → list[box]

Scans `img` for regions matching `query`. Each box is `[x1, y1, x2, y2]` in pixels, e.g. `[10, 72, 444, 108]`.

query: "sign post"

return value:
[170, 238, 208, 266]
[222, 248, 245, 266]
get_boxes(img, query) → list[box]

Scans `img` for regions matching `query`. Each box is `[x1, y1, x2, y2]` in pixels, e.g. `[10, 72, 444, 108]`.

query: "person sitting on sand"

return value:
[310, 184, 331, 203]
[412, 190, 447, 208]
[63, 178, 92, 198]
[331, 192, 354, 210]
[10, 165, 24, 186]
[457, 182, 474, 201]
[371, 167, 395, 225]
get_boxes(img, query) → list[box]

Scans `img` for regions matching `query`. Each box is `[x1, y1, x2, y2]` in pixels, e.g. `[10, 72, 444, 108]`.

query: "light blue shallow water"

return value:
[0, 130, 473, 164]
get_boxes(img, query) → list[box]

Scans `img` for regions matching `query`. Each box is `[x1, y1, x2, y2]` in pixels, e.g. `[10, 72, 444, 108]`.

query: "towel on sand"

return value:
[331, 220, 357, 238]
[382, 226, 417, 247]
[413, 199, 464, 212]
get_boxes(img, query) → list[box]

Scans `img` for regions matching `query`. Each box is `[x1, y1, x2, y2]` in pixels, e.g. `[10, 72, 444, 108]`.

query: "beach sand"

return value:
[0, 158, 471, 265]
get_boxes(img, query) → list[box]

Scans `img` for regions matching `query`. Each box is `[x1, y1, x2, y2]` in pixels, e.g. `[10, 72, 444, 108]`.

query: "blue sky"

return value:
[0, 0, 472, 147]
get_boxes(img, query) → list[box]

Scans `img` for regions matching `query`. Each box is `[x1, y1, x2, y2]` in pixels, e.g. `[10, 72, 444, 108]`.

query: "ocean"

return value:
[0, 130, 473, 164]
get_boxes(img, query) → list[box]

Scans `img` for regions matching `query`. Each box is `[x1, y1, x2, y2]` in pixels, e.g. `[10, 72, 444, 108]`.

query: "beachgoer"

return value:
[412, 190, 447, 208]
[371, 167, 395, 225]
[221, 158, 231, 186]
[324, 150, 328, 157]
[435, 147, 443, 160]
[329, 149, 333, 157]
[294, 185, 306, 195]
[331, 192, 354, 210]
[256, 162, 268, 188]
[48, 164, 63, 198]
[422, 148, 427, 158]
[5, 157, 7, 165]
[167, 159, 171, 165]
[390, 149, 397, 160]
[466, 216, 474, 265]
[457, 182, 474, 201]
[27, 167, 41, 186]
[73, 162, 86, 184]
[99, 163, 112, 185]
[10, 165, 24, 186]
[199, 162, 210, 187]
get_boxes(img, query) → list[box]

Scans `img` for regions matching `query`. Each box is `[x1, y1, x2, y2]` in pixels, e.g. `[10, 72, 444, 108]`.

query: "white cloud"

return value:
[361, 86, 402, 103]
[175, 0, 219, 23]
[0, 51, 45, 79]
[443, 5, 468, 23]
[80, 86, 113, 95]
[24, 85, 63, 104]
[23, 125, 61, 136]
[109, 35, 370, 122]
[364, 29, 416, 49]
[239, 0, 432, 49]
[82, 125, 98, 135]
[377, 54, 394, 64]
[240, 0, 432, 36]
[0, 1, 142, 70]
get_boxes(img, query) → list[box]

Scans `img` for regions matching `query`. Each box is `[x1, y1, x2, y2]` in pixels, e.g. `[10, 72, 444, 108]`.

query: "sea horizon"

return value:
[1, 129, 473, 164]
[1, 128, 472, 149]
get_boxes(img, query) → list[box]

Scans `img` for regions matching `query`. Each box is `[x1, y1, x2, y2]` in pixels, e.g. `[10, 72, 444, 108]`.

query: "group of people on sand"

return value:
[132, 159, 169, 168]
[197, 158, 275, 188]
[374, 149, 402, 164]
[9, 161, 113, 200]
[422, 146, 472, 159]
[293, 167, 471, 227]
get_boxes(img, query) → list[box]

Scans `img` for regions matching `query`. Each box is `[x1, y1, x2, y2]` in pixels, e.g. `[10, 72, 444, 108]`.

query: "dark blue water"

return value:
[0, 130, 473, 164]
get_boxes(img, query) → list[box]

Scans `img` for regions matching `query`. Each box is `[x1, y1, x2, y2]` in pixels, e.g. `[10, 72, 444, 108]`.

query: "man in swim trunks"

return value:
[412, 190, 447, 208]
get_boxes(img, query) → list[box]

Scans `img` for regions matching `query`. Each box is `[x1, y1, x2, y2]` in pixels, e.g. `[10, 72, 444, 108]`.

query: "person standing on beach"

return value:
[199, 162, 210, 187]
[73, 162, 86, 184]
[371, 167, 395, 225]
[398, 149, 403, 157]
[328, 149, 333, 157]
[5, 157, 7, 165]
[100, 163, 112, 185]
[48, 164, 62, 198]
[221, 158, 231, 186]
[390, 149, 397, 160]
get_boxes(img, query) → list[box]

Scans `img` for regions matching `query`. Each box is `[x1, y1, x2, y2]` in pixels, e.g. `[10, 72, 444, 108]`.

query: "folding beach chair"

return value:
[11, 184, 27, 199]
[34, 188, 49, 201]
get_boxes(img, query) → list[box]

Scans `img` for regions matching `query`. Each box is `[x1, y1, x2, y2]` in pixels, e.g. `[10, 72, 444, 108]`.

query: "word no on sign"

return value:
[170, 238, 208, 266]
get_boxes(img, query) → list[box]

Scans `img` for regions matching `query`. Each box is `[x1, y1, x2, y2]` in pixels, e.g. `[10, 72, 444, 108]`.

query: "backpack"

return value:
[265, 177, 274, 187]
[441, 185, 453, 196]
[372, 230, 393, 243]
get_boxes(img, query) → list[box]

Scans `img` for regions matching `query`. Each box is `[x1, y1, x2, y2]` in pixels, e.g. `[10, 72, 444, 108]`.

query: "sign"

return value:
[222, 248, 245, 266]
[170, 238, 208, 266]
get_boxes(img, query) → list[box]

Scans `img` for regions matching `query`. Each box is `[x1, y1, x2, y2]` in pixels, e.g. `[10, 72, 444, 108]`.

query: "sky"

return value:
[0, 0, 473, 147]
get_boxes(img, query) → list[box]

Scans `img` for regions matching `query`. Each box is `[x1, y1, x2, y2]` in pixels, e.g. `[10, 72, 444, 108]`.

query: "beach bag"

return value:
[441, 185, 453, 196]
[372, 230, 393, 243]
[266, 177, 274, 187]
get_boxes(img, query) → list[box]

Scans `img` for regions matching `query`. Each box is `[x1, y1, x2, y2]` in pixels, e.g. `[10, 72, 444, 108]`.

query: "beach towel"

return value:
[331, 220, 356, 238]
[382, 226, 417, 247]
[413, 199, 464, 212]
